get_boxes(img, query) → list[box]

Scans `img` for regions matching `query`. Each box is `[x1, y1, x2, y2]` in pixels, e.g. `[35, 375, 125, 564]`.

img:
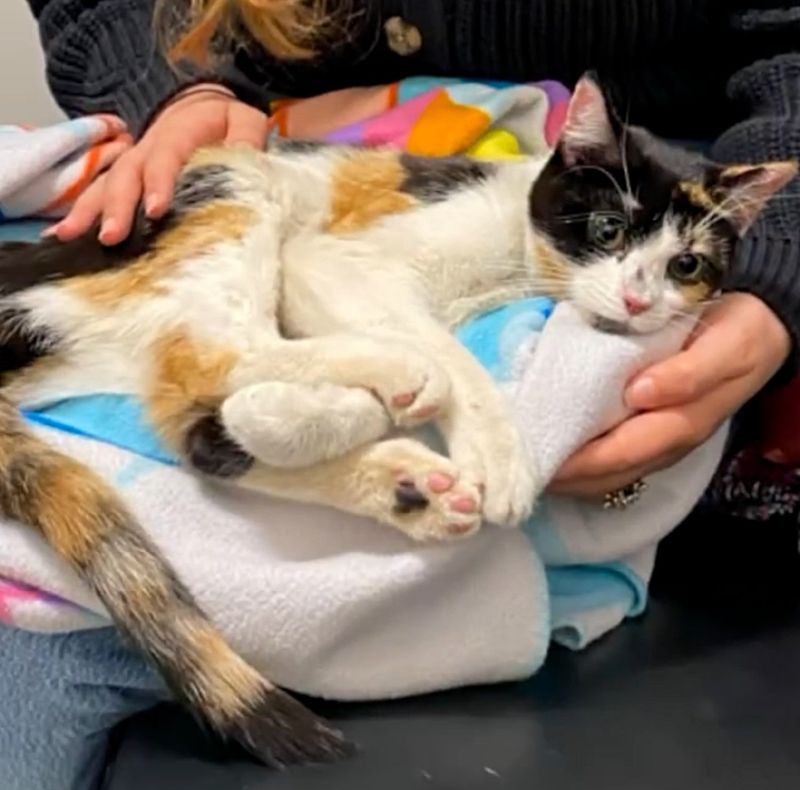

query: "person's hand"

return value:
[550, 293, 791, 497]
[48, 85, 270, 245]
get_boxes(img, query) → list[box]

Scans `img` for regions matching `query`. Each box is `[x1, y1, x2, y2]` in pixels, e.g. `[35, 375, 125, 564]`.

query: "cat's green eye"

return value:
[668, 253, 706, 283]
[587, 213, 627, 251]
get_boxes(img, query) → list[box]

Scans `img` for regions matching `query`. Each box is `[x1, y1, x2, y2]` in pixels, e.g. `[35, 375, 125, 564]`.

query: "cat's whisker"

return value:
[619, 115, 636, 215]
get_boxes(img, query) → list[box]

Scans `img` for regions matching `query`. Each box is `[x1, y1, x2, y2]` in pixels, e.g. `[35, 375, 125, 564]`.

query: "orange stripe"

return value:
[387, 82, 399, 109]
[274, 107, 290, 137]
[41, 144, 102, 215]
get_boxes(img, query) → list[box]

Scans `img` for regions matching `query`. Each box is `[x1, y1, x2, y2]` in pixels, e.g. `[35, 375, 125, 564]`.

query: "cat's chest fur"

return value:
[263, 146, 546, 326]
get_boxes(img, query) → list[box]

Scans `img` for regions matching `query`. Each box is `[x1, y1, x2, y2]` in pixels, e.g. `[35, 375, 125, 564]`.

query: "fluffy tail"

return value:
[0, 398, 352, 766]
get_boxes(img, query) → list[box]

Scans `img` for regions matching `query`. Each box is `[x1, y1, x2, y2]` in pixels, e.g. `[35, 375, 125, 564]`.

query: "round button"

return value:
[384, 16, 423, 56]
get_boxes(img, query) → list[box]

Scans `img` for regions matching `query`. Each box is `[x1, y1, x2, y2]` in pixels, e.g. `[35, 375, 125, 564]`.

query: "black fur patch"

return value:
[0, 164, 234, 297]
[171, 164, 234, 212]
[185, 414, 254, 478]
[528, 125, 737, 272]
[0, 305, 61, 375]
[393, 479, 429, 514]
[275, 139, 327, 155]
[399, 154, 495, 202]
[0, 220, 154, 296]
[226, 685, 355, 767]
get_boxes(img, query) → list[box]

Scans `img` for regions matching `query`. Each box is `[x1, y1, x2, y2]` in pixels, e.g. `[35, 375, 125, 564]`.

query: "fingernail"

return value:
[145, 195, 160, 217]
[41, 225, 59, 238]
[99, 220, 117, 244]
[627, 377, 655, 406]
[764, 448, 788, 464]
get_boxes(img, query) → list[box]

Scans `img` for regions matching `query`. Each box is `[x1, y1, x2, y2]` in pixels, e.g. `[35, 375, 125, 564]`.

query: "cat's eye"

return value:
[587, 213, 626, 251]
[668, 253, 705, 283]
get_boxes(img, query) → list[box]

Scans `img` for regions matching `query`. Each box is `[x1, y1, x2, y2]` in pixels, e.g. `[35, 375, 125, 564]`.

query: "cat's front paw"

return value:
[452, 425, 537, 529]
[362, 439, 483, 541]
[482, 442, 538, 528]
[365, 349, 451, 429]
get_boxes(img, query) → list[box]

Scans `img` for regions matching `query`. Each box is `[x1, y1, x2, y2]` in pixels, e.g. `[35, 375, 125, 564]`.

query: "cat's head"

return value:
[528, 75, 797, 333]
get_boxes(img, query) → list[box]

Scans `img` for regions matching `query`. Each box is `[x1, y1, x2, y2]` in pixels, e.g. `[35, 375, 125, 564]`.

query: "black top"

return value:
[25, 0, 800, 364]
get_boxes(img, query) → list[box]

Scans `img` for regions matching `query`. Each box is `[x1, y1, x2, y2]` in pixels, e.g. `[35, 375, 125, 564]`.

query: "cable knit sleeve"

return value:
[25, 0, 268, 138]
[712, 52, 800, 370]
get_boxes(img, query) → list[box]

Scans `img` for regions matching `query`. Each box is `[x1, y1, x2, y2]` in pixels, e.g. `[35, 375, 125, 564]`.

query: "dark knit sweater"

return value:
[25, 0, 800, 363]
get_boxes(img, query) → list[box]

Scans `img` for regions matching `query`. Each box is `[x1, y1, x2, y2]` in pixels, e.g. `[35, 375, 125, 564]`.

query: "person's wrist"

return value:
[155, 83, 237, 123]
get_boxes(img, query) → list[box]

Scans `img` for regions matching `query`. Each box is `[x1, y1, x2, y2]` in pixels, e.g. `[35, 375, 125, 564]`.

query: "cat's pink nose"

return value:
[623, 293, 651, 316]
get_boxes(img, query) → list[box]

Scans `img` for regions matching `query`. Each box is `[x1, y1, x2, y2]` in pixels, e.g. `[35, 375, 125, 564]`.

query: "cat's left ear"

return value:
[558, 75, 621, 167]
[713, 161, 798, 235]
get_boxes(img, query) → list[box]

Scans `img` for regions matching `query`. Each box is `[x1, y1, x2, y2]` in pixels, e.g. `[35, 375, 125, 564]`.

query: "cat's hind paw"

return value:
[362, 439, 483, 541]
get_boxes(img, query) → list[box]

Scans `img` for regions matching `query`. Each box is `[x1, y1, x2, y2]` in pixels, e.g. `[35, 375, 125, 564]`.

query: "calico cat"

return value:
[0, 76, 792, 765]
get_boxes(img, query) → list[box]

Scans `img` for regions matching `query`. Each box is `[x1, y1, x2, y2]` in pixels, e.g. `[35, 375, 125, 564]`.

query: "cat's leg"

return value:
[229, 334, 452, 431]
[224, 433, 483, 543]
[221, 380, 390, 468]
[143, 332, 480, 540]
[182, 406, 482, 541]
[281, 264, 538, 526]
[389, 322, 537, 527]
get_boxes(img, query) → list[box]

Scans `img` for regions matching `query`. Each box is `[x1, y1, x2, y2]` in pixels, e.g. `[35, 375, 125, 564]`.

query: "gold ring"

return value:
[603, 479, 648, 510]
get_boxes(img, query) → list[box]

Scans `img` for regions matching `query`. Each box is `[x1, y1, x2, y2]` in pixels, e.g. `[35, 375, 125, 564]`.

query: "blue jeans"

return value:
[0, 624, 165, 790]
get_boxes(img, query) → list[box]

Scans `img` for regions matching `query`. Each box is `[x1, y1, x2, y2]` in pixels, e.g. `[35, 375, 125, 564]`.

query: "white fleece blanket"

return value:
[0, 299, 726, 699]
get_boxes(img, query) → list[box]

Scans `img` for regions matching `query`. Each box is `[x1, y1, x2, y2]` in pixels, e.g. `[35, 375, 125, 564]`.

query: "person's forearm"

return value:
[26, 0, 268, 137]
[713, 50, 800, 372]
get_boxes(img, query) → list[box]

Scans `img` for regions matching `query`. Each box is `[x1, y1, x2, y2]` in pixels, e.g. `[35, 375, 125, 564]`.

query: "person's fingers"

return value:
[625, 293, 790, 412]
[48, 176, 109, 240]
[626, 331, 747, 411]
[96, 151, 146, 244]
[548, 462, 655, 497]
[141, 146, 188, 219]
[223, 102, 269, 148]
[552, 408, 704, 483]
[94, 114, 128, 134]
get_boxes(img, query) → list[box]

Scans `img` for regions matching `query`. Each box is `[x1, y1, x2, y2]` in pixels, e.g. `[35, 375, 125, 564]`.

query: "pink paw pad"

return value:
[448, 494, 477, 514]
[392, 391, 417, 408]
[427, 472, 455, 493]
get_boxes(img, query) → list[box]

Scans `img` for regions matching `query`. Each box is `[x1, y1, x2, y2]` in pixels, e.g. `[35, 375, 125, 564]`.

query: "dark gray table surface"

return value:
[106, 513, 800, 790]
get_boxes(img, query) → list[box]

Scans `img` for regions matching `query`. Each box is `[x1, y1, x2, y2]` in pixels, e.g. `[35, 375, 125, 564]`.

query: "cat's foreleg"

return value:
[390, 323, 538, 528]
[229, 334, 452, 431]
[221, 380, 389, 468]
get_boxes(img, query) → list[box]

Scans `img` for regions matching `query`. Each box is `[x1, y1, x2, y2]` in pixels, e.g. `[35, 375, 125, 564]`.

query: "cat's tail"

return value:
[0, 397, 353, 766]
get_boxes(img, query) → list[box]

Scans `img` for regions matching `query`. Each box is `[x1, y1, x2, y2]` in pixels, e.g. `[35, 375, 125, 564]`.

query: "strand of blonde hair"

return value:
[157, 0, 335, 65]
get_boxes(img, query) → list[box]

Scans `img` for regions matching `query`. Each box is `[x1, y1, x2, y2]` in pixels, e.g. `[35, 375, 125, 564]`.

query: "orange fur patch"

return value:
[327, 151, 417, 233]
[182, 623, 268, 721]
[676, 280, 715, 307]
[678, 181, 717, 212]
[0, 399, 124, 565]
[70, 202, 255, 306]
[146, 328, 237, 450]
[531, 236, 572, 299]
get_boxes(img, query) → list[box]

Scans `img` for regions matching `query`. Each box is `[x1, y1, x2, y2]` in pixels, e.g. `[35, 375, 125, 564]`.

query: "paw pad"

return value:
[426, 473, 454, 494]
[393, 478, 429, 514]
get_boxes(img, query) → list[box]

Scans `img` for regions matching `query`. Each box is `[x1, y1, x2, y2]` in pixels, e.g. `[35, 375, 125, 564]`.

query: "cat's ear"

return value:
[558, 75, 620, 167]
[713, 161, 798, 235]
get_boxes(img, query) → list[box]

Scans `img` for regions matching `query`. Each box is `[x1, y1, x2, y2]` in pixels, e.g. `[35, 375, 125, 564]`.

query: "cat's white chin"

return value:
[575, 305, 676, 336]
